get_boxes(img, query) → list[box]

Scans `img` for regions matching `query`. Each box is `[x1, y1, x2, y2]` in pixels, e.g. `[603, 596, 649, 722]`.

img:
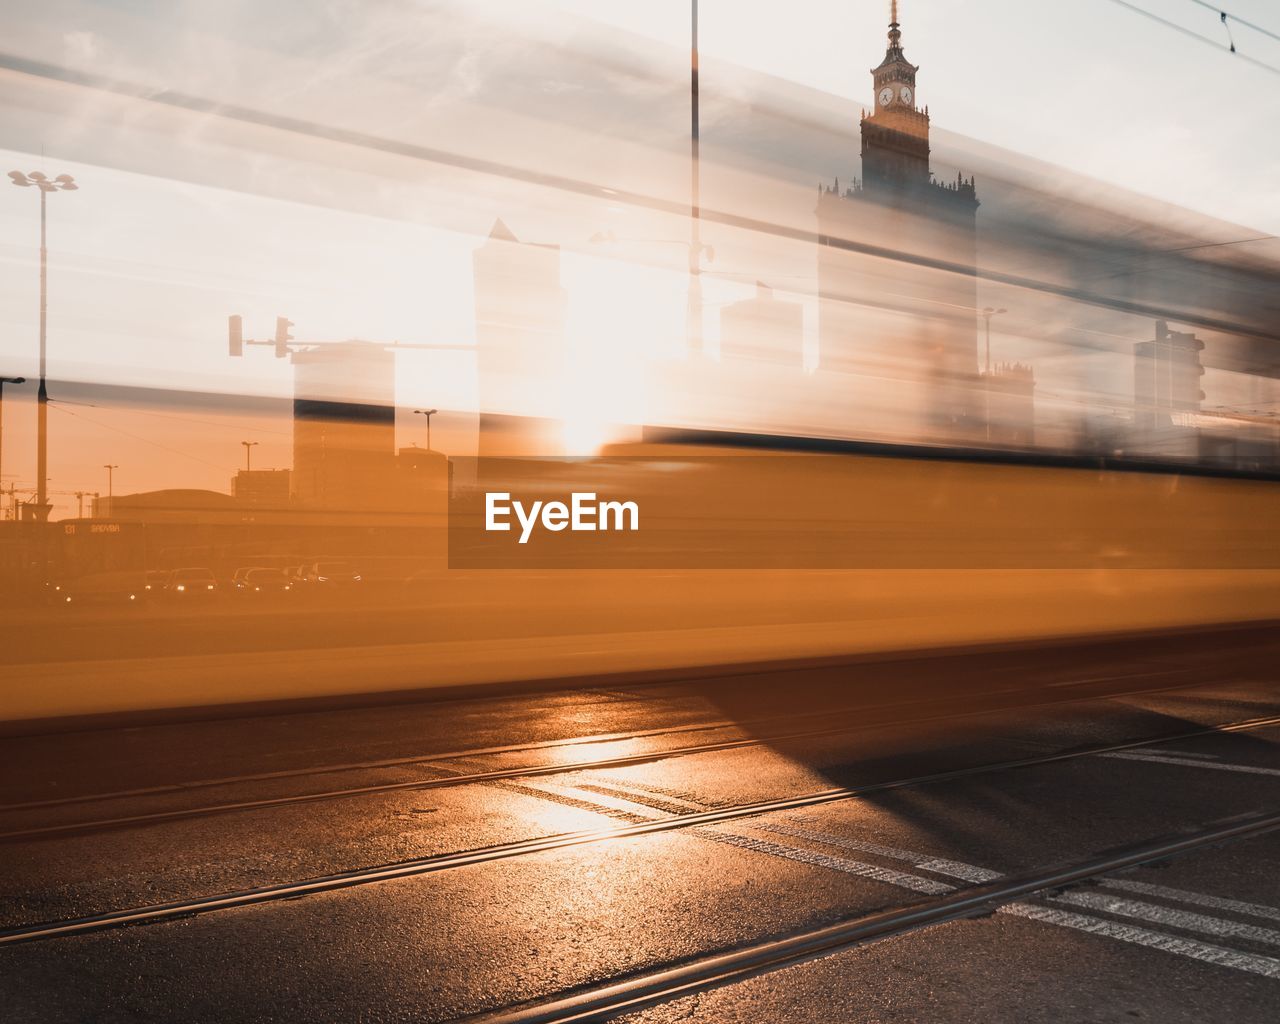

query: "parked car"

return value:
[240, 568, 293, 596]
[232, 566, 266, 593]
[165, 567, 218, 598]
[62, 571, 148, 607]
[301, 561, 363, 586]
[143, 570, 173, 597]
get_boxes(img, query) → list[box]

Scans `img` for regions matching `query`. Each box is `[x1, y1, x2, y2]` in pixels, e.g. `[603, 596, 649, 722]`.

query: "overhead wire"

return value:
[51, 397, 292, 437]
[1107, 0, 1280, 76]
[1182, 0, 1280, 45]
[48, 402, 237, 475]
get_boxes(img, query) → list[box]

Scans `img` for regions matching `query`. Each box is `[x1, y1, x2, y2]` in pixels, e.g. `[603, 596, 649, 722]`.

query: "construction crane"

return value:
[226, 315, 473, 359]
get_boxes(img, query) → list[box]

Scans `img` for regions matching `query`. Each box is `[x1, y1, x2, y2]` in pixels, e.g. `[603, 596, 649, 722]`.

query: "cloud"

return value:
[62, 30, 98, 62]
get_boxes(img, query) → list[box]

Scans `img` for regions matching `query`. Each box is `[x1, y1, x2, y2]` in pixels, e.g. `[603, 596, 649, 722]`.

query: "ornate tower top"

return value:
[872, 1, 919, 112]
[818, 1, 974, 202]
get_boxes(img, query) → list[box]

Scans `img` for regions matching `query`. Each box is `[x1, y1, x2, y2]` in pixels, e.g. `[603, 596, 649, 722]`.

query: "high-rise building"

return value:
[816, 7, 981, 437]
[472, 218, 568, 457]
[1134, 319, 1206, 430]
[291, 343, 397, 511]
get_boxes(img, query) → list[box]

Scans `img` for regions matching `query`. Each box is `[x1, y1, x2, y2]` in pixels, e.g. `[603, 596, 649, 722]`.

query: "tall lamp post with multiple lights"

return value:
[103, 464, 118, 514]
[9, 169, 78, 523]
[241, 440, 259, 473]
[413, 408, 439, 451]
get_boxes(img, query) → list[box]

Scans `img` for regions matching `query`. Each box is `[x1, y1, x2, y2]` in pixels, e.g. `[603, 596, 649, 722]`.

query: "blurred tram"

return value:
[3, 426, 1279, 727]
[3, 0, 1280, 729]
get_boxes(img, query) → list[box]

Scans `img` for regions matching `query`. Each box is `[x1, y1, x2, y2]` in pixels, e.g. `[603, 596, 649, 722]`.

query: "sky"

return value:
[0, 0, 1278, 515]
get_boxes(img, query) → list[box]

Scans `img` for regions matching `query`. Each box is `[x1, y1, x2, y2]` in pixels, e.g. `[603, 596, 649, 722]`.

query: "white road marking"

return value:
[1002, 903, 1280, 979]
[541, 782, 955, 893]
[702, 830, 954, 895]
[1101, 879, 1280, 924]
[527, 780, 1280, 979]
[756, 821, 999, 883]
[1048, 890, 1280, 947]
[539, 783, 672, 818]
[572, 778, 707, 811]
[1099, 752, 1280, 776]
[503, 780, 661, 821]
[752, 817, 1280, 976]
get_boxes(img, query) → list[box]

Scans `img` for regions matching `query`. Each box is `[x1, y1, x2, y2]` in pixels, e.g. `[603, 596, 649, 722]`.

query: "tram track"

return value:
[1, 710, 1277, 948]
[0, 671, 1224, 843]
[452, 809, 1280, 1023]
[1, 670, 1171, 814]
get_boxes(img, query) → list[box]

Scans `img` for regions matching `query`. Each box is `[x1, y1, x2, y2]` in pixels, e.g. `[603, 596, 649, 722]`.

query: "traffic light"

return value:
[228, 314, 243, 357]
[274, 316, 294, 359]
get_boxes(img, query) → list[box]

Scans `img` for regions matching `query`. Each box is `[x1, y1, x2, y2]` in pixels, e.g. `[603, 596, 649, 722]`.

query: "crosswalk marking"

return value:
[1003, 903, 1280, 979]
[1101, 878, 1280, 924]
[1049, 890, 1280, 947]
[526, 778, 1280, 980]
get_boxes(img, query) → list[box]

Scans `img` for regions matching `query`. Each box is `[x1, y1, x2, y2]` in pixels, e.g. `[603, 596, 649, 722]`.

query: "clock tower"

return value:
[814, 1, 982, 437]
[861, 3, 931, 188]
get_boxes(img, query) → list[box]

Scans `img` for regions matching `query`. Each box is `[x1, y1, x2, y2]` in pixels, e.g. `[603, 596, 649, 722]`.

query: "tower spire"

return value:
[889, 1, 901, 47]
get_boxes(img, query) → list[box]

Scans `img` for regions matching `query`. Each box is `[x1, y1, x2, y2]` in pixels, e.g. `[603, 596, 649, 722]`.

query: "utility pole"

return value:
[688, 0, 703, 358]
[8, 170, 78, 523]
[241, 440, 259, 473]
[0, 376, 25, 515]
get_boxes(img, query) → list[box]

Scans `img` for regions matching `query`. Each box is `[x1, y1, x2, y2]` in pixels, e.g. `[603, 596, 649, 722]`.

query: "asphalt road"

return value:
[1, 625, 1278, 1022]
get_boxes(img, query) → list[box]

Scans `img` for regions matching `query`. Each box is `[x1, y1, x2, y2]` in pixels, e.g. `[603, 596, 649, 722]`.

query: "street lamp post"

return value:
[979, 307, 1008, 445]
[980, 307, 1007, 375]
[413, 408, 439, 451]
[0, 375, 25, 518]
[9, 170, 78, 523]
[103, 464, 118, 510]
[600, 4, 709, 358]
[688, 0, 702, 358]
[241, 440, 259, 473]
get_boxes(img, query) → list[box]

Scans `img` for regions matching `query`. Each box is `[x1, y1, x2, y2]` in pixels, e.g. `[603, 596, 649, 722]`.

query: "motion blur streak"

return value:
[4, 7, 1280, 1024]
[0, 2, 1277, 726]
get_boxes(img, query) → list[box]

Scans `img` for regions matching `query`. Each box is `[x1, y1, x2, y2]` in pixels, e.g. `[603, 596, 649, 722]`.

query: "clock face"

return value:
[899, 85, 913, 104]
[879, 87, 894, 107]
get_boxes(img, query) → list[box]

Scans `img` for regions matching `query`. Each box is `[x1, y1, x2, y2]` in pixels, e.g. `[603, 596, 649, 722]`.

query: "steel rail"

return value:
[1, 711, 1278, 946]
[0, 672, 1214, 841]
[0, 716, 749, 813]
[12, 668, 1172, 813]
[455, 808, 1280, 1023]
